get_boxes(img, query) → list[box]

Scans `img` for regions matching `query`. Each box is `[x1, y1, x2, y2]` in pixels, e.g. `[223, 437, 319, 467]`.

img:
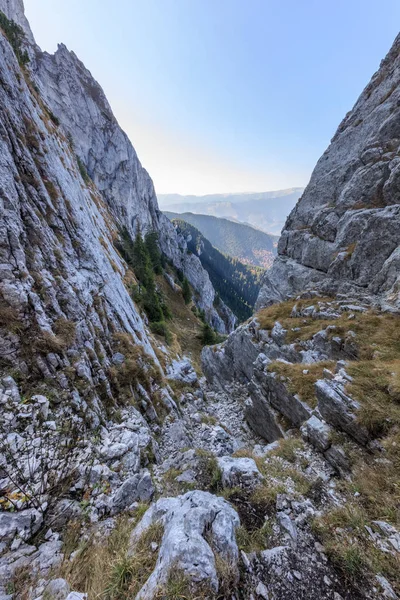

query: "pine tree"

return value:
[145, 231, 162, 274]
[201, 322, 216, 346]
[182, 277, 191, 305]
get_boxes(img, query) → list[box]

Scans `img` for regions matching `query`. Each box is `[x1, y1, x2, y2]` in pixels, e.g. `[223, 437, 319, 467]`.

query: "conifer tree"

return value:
[145, 231, 162, 274]
[201, 322, 216, 345]
[182, 277, 191, 305]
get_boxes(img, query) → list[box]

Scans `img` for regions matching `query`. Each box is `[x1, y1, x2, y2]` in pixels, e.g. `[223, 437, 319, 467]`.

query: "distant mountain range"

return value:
[158, 188, 304, 236]
[170, 218, 264, 321]
[165, 212, 278, 268]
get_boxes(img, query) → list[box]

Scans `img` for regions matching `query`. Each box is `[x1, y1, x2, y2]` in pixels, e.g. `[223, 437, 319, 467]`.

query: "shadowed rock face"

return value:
[257, 33, 400, 311]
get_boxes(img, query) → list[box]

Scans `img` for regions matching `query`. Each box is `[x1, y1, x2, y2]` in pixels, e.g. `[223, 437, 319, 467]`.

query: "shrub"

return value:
[76, 155, 90, 183]
[0, 11, 29, 66]
[150, 321, 172, 345]
[182, 277, 191, 305]
[200, 322, 216, 346]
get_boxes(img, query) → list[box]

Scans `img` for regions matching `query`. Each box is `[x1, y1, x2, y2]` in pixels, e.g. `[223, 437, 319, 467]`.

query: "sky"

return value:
[24, 0, 400, 196]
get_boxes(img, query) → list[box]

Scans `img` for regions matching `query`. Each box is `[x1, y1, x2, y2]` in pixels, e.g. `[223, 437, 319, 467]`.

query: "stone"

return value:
[376, 575, 398, 599]
[42, 579, 71, 600]
[217, 456, 262, 488]
[277, 513, 297, 546]
[255, 581, 270, 599]
[315, 379, 370, 445]
[301, 415, 332, 452]
[166, 358, 197, 385]
[112, 470, 154, 512]
[128, 491, 240, 598]
[0, 509, 43, 543]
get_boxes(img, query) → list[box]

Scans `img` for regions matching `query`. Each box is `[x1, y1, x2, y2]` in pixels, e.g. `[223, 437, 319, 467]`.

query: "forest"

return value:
[172, 219, 264, 321]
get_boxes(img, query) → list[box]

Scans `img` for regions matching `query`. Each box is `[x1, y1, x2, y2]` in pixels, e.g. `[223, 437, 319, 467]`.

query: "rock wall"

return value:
[257, 34, 400, 311]
[0, 0, 234, 334]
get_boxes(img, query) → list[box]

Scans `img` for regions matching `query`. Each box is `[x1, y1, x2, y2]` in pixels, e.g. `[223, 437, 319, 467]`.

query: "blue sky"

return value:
[25, 0, 400, 195]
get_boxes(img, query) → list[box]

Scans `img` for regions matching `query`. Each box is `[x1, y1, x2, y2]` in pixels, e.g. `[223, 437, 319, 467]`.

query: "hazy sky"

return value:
[25, 0, 400, 195]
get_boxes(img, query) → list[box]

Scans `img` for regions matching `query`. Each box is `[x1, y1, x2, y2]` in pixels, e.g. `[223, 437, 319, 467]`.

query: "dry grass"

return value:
[267, 361, 335, 408]
[269, 437, 305, 462]
[257, 298, 400, 355]
[108, 332, 162, 397]
[195, 449, 223, 492]
[61, 516, 163, 599]
[347, 360, 400, 436]
[155, 568, 215, 600]
[313, 504, 399, 589]
[235, 521, 273, 553]
[155, 274, 204, 372]
[53, 318, 76, 346]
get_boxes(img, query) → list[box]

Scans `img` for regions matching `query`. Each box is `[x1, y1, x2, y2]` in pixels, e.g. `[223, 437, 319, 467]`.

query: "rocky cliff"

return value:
[257, 35, 400, 311]
[0, 0, 234, 334]
[0, 3, 399, 600]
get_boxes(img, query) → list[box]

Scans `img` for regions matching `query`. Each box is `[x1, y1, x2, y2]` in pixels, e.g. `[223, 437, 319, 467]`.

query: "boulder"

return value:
[217, 456, 262, 488]
[42, 579, 71, 600]
[112, 470, 154, 512]
[301, 415, 332, 452]
[128, 491, 240, 599]
[315, 379, 370, 445]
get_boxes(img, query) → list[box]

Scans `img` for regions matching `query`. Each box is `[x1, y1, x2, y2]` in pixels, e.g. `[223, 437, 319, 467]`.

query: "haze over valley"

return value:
[159, 188, 304, 236]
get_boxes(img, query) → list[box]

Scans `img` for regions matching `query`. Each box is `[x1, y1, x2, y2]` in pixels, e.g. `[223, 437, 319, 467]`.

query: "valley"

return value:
[0, 3, 399, 600]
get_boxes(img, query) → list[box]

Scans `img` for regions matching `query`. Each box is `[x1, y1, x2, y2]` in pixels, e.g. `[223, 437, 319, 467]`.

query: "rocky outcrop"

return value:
[128, 491, 240, 599]
[257, 34, 400, 311]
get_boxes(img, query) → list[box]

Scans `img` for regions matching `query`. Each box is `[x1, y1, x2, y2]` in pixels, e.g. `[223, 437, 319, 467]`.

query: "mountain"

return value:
[158, 188, 304, 235]
[171, 218, 264, 321]
[164, 212, 278, 268]
[256, 34, 400, 312]
[1, 3, 399, 599]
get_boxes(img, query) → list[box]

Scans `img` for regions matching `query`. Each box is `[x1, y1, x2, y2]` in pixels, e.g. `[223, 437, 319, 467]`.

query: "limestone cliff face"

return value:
[257, 34, 400, 311]
[0, 0, 234, 334]
[0, 0, 34, 42]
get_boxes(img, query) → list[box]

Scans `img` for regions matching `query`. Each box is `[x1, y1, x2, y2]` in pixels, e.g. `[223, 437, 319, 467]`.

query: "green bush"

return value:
[150, 321, 172, 345]
[182, 277, 191, 304]
[0, 11, 29, 66]
[76, 155, 90, 183]
[201, 322, 216, 346]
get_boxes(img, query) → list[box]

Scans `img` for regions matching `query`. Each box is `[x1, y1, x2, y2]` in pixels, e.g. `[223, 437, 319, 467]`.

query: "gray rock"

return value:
[256, 581, 270, 599]
[112, 470, 154, 512]
[129, 491, 240, 598]
[0, 509, 43, 543]
[217, 456, 262, 488]
[256, 33, 400, 312]
[277, 512, 298, 546]
[324, 445, 350, 474]
[301, 415, 332, 452]
[316, 379, 370, 445]
[166, 358, 197, 385]
[42, 579, 71, 600]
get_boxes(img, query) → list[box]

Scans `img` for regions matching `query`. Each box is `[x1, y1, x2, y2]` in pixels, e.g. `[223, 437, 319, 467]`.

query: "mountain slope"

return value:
[165, 211, 277, 268]
[257, 35, 400, 311]
[171, 219, 264, 321]
[28, 38, 234, 333]
[159, 188, 303, 235]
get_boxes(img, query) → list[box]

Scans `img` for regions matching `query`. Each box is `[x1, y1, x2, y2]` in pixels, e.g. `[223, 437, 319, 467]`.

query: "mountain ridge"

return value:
[164, 211, 277, 268]
[159, 188, 303, 236]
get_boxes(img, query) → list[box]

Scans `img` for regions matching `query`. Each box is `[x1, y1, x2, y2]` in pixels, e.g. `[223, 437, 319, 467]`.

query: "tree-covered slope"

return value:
[171, 218, 264, 321]
[165, 211, 277, 268]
